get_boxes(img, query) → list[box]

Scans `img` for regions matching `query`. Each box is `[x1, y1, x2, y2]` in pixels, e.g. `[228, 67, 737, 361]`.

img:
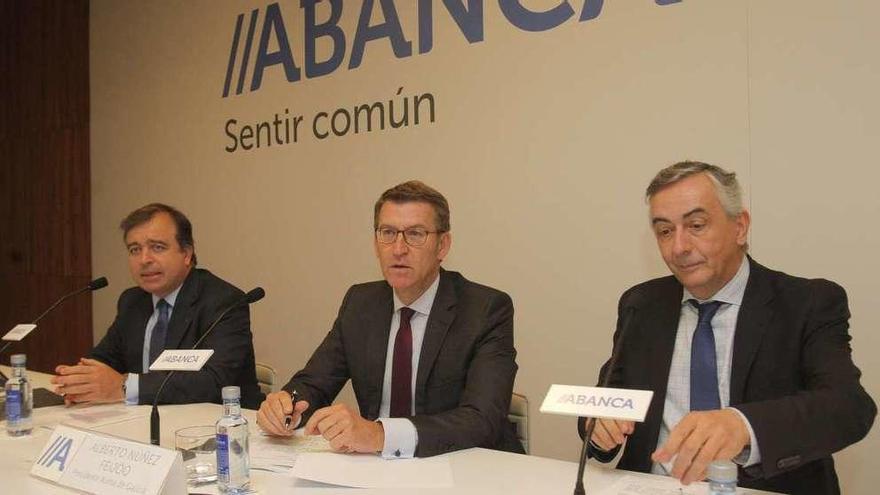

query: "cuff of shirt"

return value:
[125, 373, 139, 405]
[376, 418, 418, 459]
[727, 406, 762, 467]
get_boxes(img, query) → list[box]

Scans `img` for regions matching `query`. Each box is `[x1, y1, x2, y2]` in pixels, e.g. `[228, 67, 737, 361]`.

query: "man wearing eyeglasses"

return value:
[257, 180, 523, 458]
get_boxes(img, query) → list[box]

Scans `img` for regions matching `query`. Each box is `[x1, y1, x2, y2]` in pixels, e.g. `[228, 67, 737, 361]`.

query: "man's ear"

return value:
[437, 232, 452, 261]
[735, 210, 751, 247]
[183, 246, 195, 266]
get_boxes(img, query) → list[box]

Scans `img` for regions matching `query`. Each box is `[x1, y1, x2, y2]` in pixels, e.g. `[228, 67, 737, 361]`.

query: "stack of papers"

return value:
[249, 430, 332, 473]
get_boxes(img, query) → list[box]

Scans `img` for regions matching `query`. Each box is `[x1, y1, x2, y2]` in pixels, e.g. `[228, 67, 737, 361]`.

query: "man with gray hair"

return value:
[580, 161, 875, 494]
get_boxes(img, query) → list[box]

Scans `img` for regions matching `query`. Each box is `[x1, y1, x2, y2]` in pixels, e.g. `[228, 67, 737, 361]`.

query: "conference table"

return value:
[1, 366, 776, 494]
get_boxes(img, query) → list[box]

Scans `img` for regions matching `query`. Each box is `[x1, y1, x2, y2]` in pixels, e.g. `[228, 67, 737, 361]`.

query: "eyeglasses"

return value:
[375, 227, 444, 247]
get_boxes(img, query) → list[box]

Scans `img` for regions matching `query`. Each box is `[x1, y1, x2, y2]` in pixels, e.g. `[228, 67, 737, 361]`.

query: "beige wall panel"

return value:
[91, 1, 875, 491]
[747, 1, 879, 492]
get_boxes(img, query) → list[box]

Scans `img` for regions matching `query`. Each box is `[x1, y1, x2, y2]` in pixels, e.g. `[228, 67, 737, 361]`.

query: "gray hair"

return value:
[646, 161, 744, 218]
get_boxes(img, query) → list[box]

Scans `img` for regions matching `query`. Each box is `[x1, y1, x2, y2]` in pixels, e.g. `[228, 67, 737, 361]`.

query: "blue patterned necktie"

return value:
[689, 300, 723, 411]
[148, 299, 170, 368]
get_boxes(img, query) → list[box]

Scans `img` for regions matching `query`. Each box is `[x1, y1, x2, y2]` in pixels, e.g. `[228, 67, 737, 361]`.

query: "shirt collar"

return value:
[682, 255, 750, 306]
[152, 283, 183, 310]
[393, 273, 441, 317]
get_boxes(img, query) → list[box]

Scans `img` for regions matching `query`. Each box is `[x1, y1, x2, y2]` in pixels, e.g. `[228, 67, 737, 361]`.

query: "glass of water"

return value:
[175, 425, 218, 485]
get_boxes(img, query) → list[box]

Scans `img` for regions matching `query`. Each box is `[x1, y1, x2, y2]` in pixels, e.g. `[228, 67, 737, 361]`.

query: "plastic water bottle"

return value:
[5, 354, 33, 436]
[708, 460, 737, 494]
[216, 386, 249, 493]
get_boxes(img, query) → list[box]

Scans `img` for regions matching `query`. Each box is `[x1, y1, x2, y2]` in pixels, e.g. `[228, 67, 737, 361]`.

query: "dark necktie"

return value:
[148, 299, 170, 369]
[689, 300, 723, 411]
[390, 307, 415, 418]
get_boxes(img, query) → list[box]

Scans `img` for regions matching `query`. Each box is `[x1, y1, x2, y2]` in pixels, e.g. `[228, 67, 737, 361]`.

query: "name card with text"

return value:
[540, 384, 653, 422]
[3, 323, 37, 341]
[31, 425, 186, 495]
[149, 349, 214, 371]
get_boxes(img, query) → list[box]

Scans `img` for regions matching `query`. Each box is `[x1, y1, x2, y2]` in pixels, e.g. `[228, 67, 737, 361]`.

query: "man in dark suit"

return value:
[51, 203, 262, 408]
[257, 181, 522, 458]
[581, 161, 875, 494]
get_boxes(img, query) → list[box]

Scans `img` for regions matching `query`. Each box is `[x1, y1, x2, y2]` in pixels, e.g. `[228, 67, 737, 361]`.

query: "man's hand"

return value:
[652, 409, 750, 485]
[590, 418, 634, 452]
[257, 391, 309, 436]
[50, 358, 125, 405]
[304, 404, 384, 454]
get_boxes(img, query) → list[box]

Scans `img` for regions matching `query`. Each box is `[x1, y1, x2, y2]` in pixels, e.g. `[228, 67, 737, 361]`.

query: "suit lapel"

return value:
[645, 281, 685, 397]
[730, 259, 775, 405]
[364, 284, 394, 419]
[164, 269, 198, 350]
[636, 279, 684, 466]
[414, 271, 456, 412]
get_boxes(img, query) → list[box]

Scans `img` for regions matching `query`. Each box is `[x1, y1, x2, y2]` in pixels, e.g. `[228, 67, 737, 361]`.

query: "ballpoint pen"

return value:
[284, 389, 301, 429]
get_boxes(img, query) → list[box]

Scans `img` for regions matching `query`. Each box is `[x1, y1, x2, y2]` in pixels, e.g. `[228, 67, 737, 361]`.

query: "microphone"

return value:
[150, 287, 264, 445]
[0, 276, 109, 356]
[573, 296, 640, 495]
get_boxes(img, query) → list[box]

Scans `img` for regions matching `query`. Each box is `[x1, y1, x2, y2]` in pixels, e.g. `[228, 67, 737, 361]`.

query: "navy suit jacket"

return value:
[580, 258, 875, 494]
[90, 268, 263, 409]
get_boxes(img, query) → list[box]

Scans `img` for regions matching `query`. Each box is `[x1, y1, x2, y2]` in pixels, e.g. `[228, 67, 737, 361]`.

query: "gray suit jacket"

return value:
[283, 269, 524, 456]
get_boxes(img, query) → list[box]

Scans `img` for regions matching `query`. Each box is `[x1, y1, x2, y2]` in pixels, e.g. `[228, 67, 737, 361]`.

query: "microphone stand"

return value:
[1, 277, 108, 380]
[573, 305, 638, 495]
[150, 288, 264, 445]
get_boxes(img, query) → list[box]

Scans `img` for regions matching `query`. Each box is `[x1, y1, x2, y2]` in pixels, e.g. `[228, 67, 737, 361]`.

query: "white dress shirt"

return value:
[376, 274, 440, 459]
[652, 255, 762, 474]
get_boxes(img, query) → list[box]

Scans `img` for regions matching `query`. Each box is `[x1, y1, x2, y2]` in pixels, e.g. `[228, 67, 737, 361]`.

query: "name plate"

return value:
[149, 349, 214, 371]
[539, 384, 653, 422]
[31, 424, 185, 495]
[3, 323, 37, 341]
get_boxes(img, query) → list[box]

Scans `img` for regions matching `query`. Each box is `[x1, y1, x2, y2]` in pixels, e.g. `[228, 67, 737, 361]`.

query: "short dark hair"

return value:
[373, 180, 450, 232]
[120, 203, 197, 265]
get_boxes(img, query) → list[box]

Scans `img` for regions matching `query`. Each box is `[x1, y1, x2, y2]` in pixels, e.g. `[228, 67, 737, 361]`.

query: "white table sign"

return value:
[149, 349, 214, 371]
[3, 324, 37, 341]
[539, 384, 654, 422]
[30, 424, 186, 495]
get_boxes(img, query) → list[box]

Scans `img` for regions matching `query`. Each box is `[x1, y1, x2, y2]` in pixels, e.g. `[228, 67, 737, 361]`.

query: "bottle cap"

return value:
[222, 386, 241, 400]
[10, 354, 26, 366]
[708, 460, 738, 482]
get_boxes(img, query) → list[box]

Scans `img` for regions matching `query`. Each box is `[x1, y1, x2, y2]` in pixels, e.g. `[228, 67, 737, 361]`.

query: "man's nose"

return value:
[392, 232, 409, 255]
[672, 230, 692, 256]
[139, 249, 154, 264]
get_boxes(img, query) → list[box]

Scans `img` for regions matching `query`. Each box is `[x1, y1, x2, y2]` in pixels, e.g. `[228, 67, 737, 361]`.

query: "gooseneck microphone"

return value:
[0, 276, 109, 356]
[149, 287, 265, 445]
[573, 298, 640, 495]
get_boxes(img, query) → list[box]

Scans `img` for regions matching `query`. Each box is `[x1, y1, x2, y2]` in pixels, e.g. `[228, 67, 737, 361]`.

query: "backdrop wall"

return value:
[90, 1, 879, 491]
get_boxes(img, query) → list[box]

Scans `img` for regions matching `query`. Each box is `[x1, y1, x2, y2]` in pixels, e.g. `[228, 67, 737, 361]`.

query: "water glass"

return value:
[175, 425, 218, 485]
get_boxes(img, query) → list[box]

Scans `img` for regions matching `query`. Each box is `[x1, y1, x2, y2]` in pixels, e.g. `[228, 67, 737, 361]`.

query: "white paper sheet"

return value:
[34, 403, 152, 430]
[594, 473, 706, 495]
[249, 430, 332, 472]
[291, 452, 454, 489]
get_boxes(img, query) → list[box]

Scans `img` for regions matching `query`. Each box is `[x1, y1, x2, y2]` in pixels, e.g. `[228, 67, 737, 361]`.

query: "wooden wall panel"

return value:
[0, 0, 92, 373]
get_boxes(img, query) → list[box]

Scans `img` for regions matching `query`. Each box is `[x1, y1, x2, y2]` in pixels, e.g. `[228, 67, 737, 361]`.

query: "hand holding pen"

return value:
[256, 388, 310, 437]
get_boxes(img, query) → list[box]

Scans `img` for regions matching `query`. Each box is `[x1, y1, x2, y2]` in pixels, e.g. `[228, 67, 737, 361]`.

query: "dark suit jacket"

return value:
[90, 268, 263, 409]
[283, 269, 524, 457]
[581, 258, 875, 494]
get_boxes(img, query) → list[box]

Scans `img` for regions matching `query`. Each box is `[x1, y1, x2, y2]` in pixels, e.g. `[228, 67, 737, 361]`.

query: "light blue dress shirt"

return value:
[652, 255, 762, 474]
[124, 285, 182, 404]
[376, 274, 441, 459]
